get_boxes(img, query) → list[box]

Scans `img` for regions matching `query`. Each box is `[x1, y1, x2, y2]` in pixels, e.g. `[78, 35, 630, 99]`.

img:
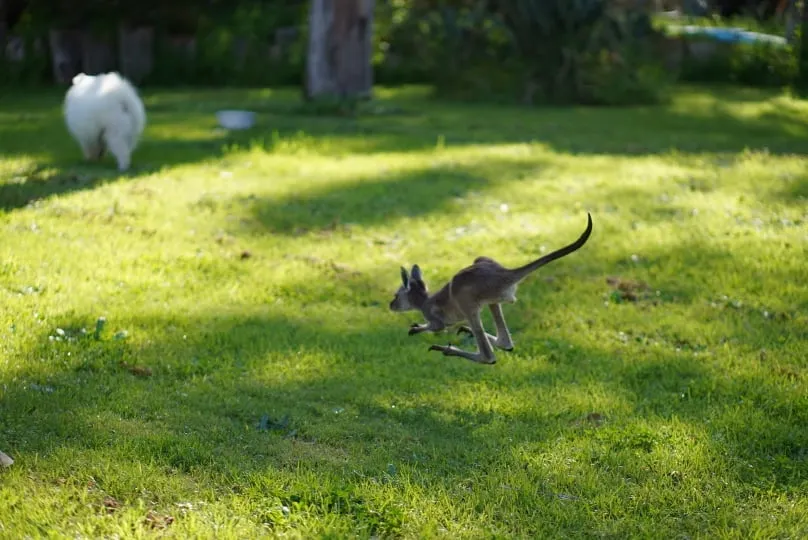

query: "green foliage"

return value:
[576, 48, 676, 106]
[728, 40, 799, 86]
[653, 13, 801, 90]
[145, 2, 306, 87]
[393, 0, 673, 106]
[679, 38, 798, 88]
[373, 0, 435, 85]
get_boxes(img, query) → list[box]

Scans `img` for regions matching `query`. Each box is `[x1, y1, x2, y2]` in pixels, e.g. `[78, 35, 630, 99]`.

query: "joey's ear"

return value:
[411, 264, 423, 283]
[400, 266, 410, 288]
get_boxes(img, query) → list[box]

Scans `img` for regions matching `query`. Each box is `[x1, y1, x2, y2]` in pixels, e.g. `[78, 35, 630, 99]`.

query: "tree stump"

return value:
[48, 29, 83, 84]
[4, 34, 24, 61]
[5, 34, 44, 63]
[118, 25, 154, 83]
[305, 0, 374, 100]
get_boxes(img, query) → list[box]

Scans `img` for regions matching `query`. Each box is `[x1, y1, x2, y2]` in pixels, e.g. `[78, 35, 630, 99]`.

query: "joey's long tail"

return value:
[509, 212, 592, 282]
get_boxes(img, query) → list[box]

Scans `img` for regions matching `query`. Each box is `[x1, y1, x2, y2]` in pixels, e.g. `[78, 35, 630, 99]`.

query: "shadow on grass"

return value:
[776, 168, 808, 204]
[241, 157, 544, 236]
[0, 309, 532, 483]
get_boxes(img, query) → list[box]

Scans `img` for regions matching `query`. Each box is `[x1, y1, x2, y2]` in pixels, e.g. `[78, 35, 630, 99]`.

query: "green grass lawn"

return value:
[0, 83, 806, 538]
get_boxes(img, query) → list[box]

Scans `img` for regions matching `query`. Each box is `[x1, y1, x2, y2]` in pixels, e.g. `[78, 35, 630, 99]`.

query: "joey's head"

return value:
[389, 265, 429, 312]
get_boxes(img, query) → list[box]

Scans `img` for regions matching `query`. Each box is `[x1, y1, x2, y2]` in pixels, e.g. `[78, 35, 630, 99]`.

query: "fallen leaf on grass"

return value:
[572, 412, 606, 428]
[773, 366, 801, 381]
[119, 361, 152, 377]
[103, 496, 121, 514]
[144, 511, 175, 530]
[606, 276, 651, 303]
[585, 412, 605, 425]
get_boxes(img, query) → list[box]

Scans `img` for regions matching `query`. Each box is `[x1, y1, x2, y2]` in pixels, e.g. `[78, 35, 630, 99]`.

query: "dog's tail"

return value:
[120, 88, 146, 137]
[508, 212, 593, 283]
[107, 73, 146, 137]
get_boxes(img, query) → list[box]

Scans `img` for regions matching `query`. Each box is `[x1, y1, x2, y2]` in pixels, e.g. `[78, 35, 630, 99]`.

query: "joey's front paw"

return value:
[408, 325, 422, 336]
[428, 343, 451, 355]
[456, 326, 473, 336]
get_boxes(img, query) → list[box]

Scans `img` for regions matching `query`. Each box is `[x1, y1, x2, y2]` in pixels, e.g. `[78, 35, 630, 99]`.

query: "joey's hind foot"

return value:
[408, 323, 425, 336]
[428, 343, 497, 365]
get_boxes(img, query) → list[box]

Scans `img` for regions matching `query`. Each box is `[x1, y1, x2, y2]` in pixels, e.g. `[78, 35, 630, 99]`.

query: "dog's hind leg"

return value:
[103, 130, 132, 171]
[80, 134, 104, 161]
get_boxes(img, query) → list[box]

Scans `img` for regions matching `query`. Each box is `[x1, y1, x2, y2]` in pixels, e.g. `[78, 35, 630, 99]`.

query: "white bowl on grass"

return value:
[216, 110, 256, 130]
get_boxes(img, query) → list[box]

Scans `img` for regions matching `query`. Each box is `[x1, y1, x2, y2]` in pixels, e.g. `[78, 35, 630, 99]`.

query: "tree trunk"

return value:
[305, 0, 374, 100]
[48, 28, 83, 84]
[118, 25, 154, 83]
[784, 0, 797, 43]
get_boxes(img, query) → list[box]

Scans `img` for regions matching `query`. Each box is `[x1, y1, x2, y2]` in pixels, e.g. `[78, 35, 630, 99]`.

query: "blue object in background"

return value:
[670, 25, 787, 47]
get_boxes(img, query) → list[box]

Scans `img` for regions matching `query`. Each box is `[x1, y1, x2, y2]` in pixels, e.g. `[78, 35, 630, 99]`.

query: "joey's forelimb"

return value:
[388, 213, 593, 365]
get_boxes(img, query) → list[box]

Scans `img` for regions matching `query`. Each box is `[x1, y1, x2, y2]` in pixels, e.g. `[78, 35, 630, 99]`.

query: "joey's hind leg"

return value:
[456, 304, 513, 351]
[488, 304, 514, 351]
[429, 311, 496, 364]
[456, 326, 498, 345]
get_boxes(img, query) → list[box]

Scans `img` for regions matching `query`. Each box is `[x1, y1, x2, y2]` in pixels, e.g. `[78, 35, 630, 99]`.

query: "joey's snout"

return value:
[389, 296, 406, 312]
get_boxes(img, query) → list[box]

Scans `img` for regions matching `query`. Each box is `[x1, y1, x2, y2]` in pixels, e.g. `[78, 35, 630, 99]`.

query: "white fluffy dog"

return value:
[63, 71, 146, 171]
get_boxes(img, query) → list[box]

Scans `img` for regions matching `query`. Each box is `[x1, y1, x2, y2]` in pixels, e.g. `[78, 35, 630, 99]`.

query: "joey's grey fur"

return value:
[389, 213, 593, 364]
